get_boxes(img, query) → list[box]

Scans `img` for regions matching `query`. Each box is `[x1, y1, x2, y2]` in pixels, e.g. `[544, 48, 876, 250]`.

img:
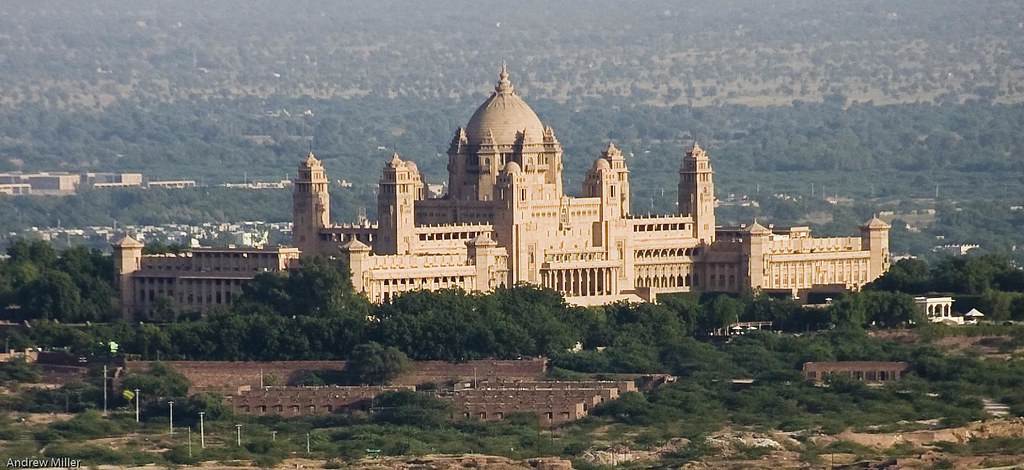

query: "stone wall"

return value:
[392, 358, 548, 386]
[124, 360, 349, 393]
[125, 358, 548, 393]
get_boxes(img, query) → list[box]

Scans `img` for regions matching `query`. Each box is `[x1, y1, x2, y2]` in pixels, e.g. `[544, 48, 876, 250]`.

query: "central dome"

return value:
[464, 64, 546, 147]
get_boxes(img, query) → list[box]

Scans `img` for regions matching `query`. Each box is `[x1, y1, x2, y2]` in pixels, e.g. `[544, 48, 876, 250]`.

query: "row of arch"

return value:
[634, 247, 700, 258]
[635, 264, 696, 289]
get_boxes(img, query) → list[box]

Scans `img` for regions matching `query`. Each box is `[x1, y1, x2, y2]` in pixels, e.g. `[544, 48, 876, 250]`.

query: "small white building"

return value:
[915, 296, 961, 324]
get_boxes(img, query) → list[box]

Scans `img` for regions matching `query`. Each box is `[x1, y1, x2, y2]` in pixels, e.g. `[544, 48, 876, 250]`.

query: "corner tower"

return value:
[679, 142, 716, 244]
[860, 216, 891, 281]
[292, 152, 330, 256]
[112, 235, 144, 321]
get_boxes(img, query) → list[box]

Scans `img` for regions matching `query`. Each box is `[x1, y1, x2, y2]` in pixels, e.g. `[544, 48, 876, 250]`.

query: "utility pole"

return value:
[102, 365, 107, 416]
[199, 412, 205, 449]
[188, 427, 192, 458]
[168, 401, 174, 435]
[236, 424, 242, 446]
[306, 433, 310, 455]
[134, 389, 140, 423]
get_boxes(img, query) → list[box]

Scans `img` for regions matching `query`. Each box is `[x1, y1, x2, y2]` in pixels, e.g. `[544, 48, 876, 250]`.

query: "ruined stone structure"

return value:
[226, 385, 411, 416]
[450, 380, 636, 426]
[803, 361, 912, 384]
[112, 237, 300, 320]
[127, 358, 627, 425]
[294, 65, 891, 305]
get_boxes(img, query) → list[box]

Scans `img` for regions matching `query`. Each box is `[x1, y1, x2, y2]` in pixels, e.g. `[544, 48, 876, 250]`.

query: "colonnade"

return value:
[767, 257, 869, 289]
[371, 275, 474, 303]
[541, 267, 617, 297]
[634, 263, 695, 289]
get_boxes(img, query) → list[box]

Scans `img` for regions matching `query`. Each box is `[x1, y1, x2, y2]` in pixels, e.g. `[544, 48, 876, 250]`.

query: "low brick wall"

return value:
[803, 361, 912, 383]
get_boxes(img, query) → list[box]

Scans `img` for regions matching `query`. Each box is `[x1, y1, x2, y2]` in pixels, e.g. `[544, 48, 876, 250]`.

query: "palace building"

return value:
[112, 238, 300, 319]
[114, 66, 890, 319]
[290, 65, 891, 305]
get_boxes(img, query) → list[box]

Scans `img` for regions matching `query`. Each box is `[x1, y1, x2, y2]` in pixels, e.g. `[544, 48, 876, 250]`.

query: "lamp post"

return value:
[168, 401, 174, 435]
[102, 365, 107, 415]
[199, 412, 205, 449]
[134, 389, 140, 423]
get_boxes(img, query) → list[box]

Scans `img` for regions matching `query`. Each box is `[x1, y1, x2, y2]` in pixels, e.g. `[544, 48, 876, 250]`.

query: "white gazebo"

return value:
[915, 296, 961, 324]
[963, 308, 985, 325]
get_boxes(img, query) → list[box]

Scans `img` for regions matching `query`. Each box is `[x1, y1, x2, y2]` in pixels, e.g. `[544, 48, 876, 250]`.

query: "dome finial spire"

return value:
[495, 61, 513, 94]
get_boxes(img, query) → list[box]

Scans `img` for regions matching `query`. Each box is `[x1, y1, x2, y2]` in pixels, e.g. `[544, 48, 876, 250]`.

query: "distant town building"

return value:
[292, 65, 892, 305]
[82, 172, 144, 188]
[148, 180, 197, 189]
[0, 172, 80, 194]
[933, 244, 980, 256]
[0, 171, 170, 194]
[219, 180, 292, 189]
[0, 183, 31, 195]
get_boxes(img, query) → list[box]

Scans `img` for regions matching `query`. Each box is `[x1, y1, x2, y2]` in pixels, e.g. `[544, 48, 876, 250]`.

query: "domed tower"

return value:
[583, 142, 631, 219]
[679, 142, 716, 244]
[376, 153, 424, 255]
[447, 63, 564, 202]
[293, 151, 330, 255]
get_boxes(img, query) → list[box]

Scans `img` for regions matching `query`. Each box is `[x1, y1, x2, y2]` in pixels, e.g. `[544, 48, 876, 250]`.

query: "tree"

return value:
[828, 293, 867, 328]
[121, 362, 189, 398]
[0, 357, 41, 383]
[977, 289, 1017, 322]
[867, 258, 931, 294]
[371, 390, 451, 428]
[18, 270, 81, 320]
[699, 295, 744, 332]
[345, 342, 410, 385]
[863, 291, 922, 327]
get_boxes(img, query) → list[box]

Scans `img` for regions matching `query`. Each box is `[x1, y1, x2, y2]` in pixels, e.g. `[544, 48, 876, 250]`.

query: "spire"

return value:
[482, 129, 497, 146]
[387, 152, 403, 167]
[495, 62, 514, 95]
[746, 219, 771, 235]
[861, 215, 890, 230]
[602, 141, 622, 159]
[114, 234, 144, 248]
[688, 141, 705, 157]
